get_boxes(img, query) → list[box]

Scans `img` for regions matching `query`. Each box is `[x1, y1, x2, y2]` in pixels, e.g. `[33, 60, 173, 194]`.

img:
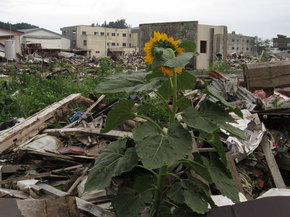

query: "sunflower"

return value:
[144, 32, 184, 76]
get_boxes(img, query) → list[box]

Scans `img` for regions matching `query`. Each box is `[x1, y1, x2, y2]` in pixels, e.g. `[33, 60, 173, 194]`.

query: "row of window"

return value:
[82, 40, 129, 47]
[231, 47, 253, 50]
[82, 31, 129, 37]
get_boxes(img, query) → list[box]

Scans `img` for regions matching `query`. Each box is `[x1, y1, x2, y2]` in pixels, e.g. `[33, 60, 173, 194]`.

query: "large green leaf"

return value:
[85, 139, 138, 192]
[133, 176, 152, 193]
[95, 71, 163, 93]
[152, 47, 174, 70]
[102, 100, 135, 133]
[204, 84, 243, 118]
[179, 41, 197, 52]
[199, 101, 245, 140]
[200, 131, 228, 167]
[177, 96, 192, 112]
[168, 178, 213, 214]
[179, 159, 212, 183]
[112, 187, 152, 217]
[164, 52, 195, 69]
[182, 107, 218, 133]
[202, 153, 240, 203]
[177, 70, 196, 90]
[158, 79, 173, 100]
[133, 122, 192, 169]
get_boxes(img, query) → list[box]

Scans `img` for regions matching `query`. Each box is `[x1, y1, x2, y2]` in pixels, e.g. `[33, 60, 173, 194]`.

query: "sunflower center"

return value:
[153, 40, 178, 55]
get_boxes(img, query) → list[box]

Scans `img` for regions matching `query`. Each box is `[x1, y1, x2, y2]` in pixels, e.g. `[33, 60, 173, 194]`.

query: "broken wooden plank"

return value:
[31, 183, 116, 217]
[17, 196, 80, 217]
[67, 166, 90, 195]
[243, 61, 290, 90]
[0, 165, 82, 185]
[0, 94, 82, 154]
[43, 128, 133, 139]
[65, 94, 105, 128]
[261, 134, 286, 188]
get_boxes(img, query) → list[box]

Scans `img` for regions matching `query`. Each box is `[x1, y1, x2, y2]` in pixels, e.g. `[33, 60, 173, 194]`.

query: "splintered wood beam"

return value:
[43, 128, 132, 139]
[0, 94, 82, 154]
[261, 134, 286, 189]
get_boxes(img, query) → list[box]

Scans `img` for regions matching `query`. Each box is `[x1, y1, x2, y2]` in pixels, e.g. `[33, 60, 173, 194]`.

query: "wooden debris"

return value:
[16, 196, 80, 217]
[43, 128, 132, 139]
[261, 134, 286, 188]
[0, 94, 82, 154]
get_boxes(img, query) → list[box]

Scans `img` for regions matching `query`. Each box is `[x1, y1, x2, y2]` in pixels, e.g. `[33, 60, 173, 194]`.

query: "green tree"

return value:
[0, 21, 38, 30]
[254, 36, 272, 55]
[101, 19, 130, 28]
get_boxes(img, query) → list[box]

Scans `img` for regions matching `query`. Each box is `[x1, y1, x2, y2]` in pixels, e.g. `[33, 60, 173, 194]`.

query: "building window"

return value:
[129, 43, 131, 47]
[232, 47, 234, 50]
[200, 41, 207, 53]
[117, 33, 119, 36]
[83, 40, 87, 46]
[112, 43, 115, 46]
[95, 51, 100, 53]
[237, 39, 239, 42]
[232, 39, 235, 42]
[122, 43, 126, 47]
[117, 43, 119, 46]
[129, 34, 131, 37]
[107, 33, 109, 36]
[94, 32, 99, 35]
[112, 33, 115, 36]
[246, 48, 249, 50]
[62, 31, 66, 36]
[107, 43, 109, 46]
[72, 40, 76, 46]
[122, 33, 126, 37]
[72, 30, 76, 34]
[82, 31, 86, 35]
[237, 47, 239, 50]
[101, 32, 104, 36]
[246, 40, 249, 43]
[242, 47, 244, 50]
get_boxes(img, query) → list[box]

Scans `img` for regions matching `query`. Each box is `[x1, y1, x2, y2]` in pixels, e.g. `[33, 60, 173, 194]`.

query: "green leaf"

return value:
[205, 84, 243, 118]
[133, 122, 192, 169]
[199, 101, 245, 140]
[133, 176, 152, 193]
[177, 70, 196, 90]
[85, 139, 138, 192]
[95, 71, 163, 93]
[200, 131, 228, 168]
[184, 189, 209, 214]
[152, 47, 174, 70]
[179, 41, 197, 52]
[202, 153, 240, 203]
[158, 79, 173, 100]
[102, 100, 135, 133]
[179, 159, 212, 183]
[164, 52, 195, 69]
[177, 97, 192, 112]
[167, 182, 184, 203]
[157, 206, 172, 217]
[182, 107, 218, 133]
[112, 187, 153, 217]
[145, 69, 164, 80]
[137, 103, 154, 115]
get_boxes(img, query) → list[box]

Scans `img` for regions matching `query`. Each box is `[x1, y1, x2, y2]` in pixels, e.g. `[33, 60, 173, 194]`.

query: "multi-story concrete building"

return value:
[60, 25, 138, 58]
[273, 34, 290, 51]
[226, 31, 255, 55]
[138, 21, 227, 70]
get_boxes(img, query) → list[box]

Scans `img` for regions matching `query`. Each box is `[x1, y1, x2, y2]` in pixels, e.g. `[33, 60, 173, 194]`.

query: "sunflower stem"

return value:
[170, 68, 178, 124]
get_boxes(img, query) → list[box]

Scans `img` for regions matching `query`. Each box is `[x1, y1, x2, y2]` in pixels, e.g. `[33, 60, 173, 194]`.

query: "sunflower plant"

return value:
[85, 32, 245, 217]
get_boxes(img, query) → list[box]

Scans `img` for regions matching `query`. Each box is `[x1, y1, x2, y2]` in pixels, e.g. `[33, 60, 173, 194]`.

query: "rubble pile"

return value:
[0, 60, 290, 216]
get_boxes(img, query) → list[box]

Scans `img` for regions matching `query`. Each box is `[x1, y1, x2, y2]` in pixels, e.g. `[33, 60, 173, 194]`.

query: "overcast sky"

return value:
[0, 0, 289, 39]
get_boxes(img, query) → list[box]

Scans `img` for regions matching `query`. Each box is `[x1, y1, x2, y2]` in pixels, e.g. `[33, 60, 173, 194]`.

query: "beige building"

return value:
[60, 25, 138, 58]
[138, 21, 227, 70]
[227, 31, 255, 55]
[0, 27, 23, 55]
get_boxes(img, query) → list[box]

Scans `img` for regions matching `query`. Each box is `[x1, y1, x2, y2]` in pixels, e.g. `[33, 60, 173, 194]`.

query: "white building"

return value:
[19, 28, 70, 51]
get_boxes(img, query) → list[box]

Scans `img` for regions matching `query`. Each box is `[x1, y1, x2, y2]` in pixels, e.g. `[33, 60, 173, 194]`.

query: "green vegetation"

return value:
[100, 19, 130, 28]
[207, 59, 234, 74]
[0, 21, 38, 30]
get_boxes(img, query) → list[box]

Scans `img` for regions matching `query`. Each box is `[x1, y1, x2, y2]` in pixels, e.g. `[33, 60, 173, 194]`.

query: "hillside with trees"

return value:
[0, 21, 38, 30]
